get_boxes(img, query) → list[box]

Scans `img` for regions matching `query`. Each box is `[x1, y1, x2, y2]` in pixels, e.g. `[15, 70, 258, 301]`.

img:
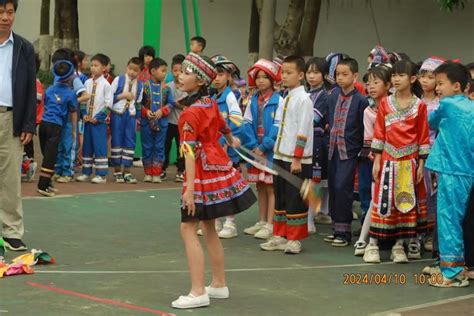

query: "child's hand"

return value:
[122, 92, 134, 101]
[146, 111, 155, 120]
[90, 118, 98, 124]
[182, 190, 195, 216]
[368, 152, 375, 161]
[372, 162, 380, 182]
[254, 147, 264, 157]
[290, 158, 302, 174]
[83, 115, 90, 122]
[230, 136, 241, 149]
[154, 110, 163, 119]
[416, 160, 425, 185]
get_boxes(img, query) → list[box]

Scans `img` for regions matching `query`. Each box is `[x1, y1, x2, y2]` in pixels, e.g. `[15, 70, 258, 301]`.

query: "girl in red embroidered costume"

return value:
[171, 53, 256, 309]
[365, 60, 430, 264]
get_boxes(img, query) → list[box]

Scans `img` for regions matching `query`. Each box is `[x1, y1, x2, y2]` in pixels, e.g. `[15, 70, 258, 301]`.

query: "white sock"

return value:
[265, 223, 273, 230]
[358, 202, 372, 243]
[369, 238, 378, 245]
[225, 217, 235, 224]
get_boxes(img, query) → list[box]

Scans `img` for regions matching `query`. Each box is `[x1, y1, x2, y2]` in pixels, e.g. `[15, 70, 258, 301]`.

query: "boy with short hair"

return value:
[325, 58, 368, 247]
[110, 57, 144, 184]
[140, 57, 175, 183]
[190, 36, 206, 54]
[37, 61, 78, 197]
[211, 55, 243, 239]
[260, 55, 313, 254]
[426, 62, 474, 287]
[163, 54, 187, 182]
[75, 54, 113, 184]
[51, 48, 90, 183]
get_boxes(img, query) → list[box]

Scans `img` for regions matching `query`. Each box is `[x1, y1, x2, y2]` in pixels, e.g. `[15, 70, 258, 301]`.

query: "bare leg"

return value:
[266, 184, 275, 224]
[202, 219, 226, 288]
[181, 221, 206, 296]
[257, 182, 268, 222]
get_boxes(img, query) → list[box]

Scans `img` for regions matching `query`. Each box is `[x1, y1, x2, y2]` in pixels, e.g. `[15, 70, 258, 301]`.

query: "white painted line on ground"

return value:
[35, 259, 433, 274]
[23, 187, 182, 200]
[369, 294, 474, 316]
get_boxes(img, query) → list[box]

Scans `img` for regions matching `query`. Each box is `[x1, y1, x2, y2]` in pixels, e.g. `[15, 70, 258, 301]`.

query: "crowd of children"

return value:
[26, 36, 474, 307]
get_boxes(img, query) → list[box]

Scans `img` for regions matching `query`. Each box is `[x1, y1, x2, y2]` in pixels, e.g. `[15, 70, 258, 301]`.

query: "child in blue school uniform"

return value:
[241, 59, 283, 241]
[37, 61, 78, 197]
[110, 57, 144, 184]
[50, 49, 90, 183]
[209, 55, 243, 239]
[140, 57, 175, 183]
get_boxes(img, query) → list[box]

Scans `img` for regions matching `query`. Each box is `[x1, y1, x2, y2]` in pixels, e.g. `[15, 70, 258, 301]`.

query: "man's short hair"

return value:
[0, 0, 18, 11]
[191, 36, 206, 51]
[434, 62, 470, 91]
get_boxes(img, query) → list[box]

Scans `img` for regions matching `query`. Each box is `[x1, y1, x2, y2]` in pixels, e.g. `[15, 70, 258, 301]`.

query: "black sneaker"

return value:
[3, 238, 28, 251]
[323, 234, 336, 243]
[37, 187, 56, 197]
[160, 171, 167, 180]
[332, 237, 350, 247]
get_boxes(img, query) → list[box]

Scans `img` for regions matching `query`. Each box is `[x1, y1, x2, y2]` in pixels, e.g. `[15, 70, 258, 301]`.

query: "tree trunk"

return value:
[38, 0, 53, 71]
[40, 0, 50, 35]
[258, 0, 276, 60]
[53, 0, 79, 52]
[248, 0, 260, 66]
[296, 0, 322, 57]
[273, 0, 305, 56]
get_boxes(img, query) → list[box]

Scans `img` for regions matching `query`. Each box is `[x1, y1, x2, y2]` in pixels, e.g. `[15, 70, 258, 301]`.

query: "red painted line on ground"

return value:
[26, 281, 176, 316]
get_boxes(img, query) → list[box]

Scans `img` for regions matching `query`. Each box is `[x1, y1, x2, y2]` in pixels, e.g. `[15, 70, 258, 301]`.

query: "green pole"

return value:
[181, 0, 191, 53]
[143, 0, 162, 55]
[192, 0, 202, 36]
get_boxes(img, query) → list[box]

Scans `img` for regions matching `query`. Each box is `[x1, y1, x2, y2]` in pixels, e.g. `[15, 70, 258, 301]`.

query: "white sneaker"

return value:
[215, 220, 223, 232]
[143, 175, 152, 183]
[422, 264, 441, 275]
[424, 237, 433, 252]
[363, 243, 381, 263]
[171, 293, 210, 309]
[314, 213, 332, 225]
[218, 222, 238, 239]
[57, 175, 73, 183]
[75, 174, 90, 182]
[354, 240, 367, 257]
[390, 243, 408, 263]
[254, 225, 273, 240]
[152, 176, 162, 183]
[260, 236, 287, 251]
[133, 160, 143, 168]
[205, 286, 229, 299]
[284, 240, 302, 254]
[243, 221, 265, 235]
[91, 175, 106, 184]
[352, 211, 359, 220]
